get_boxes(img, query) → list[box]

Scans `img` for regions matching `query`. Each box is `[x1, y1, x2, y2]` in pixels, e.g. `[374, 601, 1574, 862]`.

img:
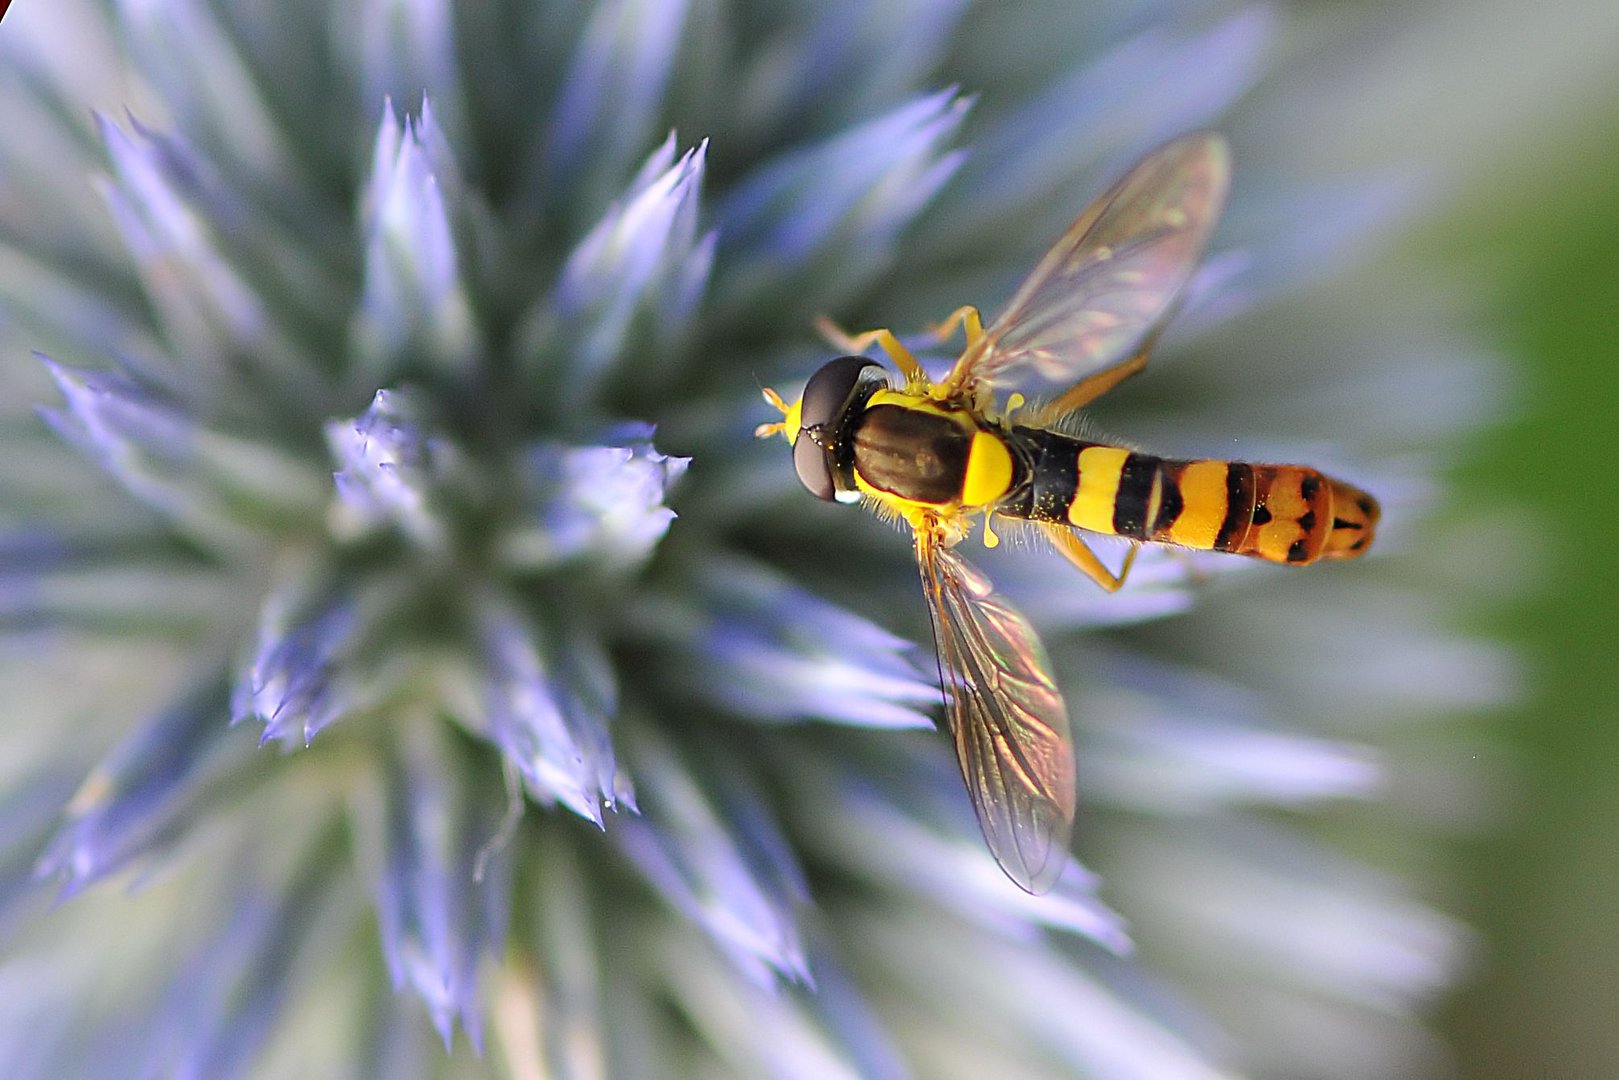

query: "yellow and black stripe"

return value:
[1007, 429, 1379, 564]
[841, 396, 1378, 565]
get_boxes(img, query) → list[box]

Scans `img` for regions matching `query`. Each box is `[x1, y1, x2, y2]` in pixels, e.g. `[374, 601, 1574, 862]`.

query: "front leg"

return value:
[923, 304, 985, 350]
[814, 315, 924, 386]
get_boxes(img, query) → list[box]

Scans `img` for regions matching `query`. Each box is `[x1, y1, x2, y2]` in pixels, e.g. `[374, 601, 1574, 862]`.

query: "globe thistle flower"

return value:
[0, 1, 1507, 1078]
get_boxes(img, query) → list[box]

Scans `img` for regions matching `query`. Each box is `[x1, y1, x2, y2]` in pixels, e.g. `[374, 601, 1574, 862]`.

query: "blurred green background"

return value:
[1438, 107, 1619, 1080]
[1352, 1, 1619, 1074]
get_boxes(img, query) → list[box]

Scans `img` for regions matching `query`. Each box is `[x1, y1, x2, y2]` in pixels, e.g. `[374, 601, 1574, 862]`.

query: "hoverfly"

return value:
[756, 132, 1380, 893]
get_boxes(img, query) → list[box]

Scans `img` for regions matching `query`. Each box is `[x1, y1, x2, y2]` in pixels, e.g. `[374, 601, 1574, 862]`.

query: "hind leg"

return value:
[1038, 523, 1138, 592]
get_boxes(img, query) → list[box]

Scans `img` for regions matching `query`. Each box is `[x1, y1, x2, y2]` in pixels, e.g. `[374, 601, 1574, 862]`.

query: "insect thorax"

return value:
[851, 404, 974, 505]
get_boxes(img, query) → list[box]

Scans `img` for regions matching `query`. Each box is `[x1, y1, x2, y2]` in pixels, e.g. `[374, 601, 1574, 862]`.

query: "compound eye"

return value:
[797, 355, 880, 433]
[792, 428, 836, 501]
[789, 355, 880, 501]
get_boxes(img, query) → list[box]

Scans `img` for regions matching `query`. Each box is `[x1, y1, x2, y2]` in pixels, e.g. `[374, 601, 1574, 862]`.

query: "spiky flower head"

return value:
[0, 1, 1505, 1077]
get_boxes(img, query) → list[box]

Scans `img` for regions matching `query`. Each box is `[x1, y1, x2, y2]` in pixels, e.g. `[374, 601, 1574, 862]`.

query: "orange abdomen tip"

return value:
[1229, 465, 1378, 564]
[1319, 477, 1379, 559]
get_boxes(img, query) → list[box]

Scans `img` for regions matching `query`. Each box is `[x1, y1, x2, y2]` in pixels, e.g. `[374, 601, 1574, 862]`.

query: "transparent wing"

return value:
[916, 530, 1076, 893]
[947, 131, 1230, 398]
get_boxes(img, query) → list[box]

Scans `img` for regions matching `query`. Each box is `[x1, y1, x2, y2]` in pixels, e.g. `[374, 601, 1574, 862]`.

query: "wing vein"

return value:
[915, 529, 1076, 893]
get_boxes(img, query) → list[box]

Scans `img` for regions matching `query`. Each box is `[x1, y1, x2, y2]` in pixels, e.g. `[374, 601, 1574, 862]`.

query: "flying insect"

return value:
[757, 132, 1380, 893]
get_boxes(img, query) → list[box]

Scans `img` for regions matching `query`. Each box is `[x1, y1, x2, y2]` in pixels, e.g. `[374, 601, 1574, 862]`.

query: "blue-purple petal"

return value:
[505, 425, 687, 572]
[615, 734, 810, 986]
[1078, 658, 1382, 813]
[477, 601, 625, 825]
[355, 0, 464, 143]
[111, 0, 300, 184]
[37, 355, 325, 548]
[38, 355, 201, 519]
[96, 112, 295, 381]
[798, 943, 912, 1080]
[542, 0, 688, 204]
[232, 587, 367, 746]
[325, 388, 451, 549]
[0, 773, 78, 933]
[647, 930, 875, 1079]
[351, 100, 475, 380]
[728, 0, 969, 146]
[136, 839, 343, 1079]
[674, 556, 939, 729]
[541, 136, 712, 384]
[368, 729, 509, 1051]
[804, 751, 1132, 953]
[0, 539, 232, 637]
[715, 89, 970, 316]
[34, 679, 249, 896]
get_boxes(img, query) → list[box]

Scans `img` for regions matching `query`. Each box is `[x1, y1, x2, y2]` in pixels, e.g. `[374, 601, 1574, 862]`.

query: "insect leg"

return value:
[1038, 522, 1138, 592]
[923, 305, 985, 349]
[753, 386, 792, 438]
[1024, 346, 1151, 426]
[813, 315, 923, 384]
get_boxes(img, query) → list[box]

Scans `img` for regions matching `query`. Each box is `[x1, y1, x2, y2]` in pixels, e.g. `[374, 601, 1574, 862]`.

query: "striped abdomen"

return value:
[1006, 428, 1379, 563]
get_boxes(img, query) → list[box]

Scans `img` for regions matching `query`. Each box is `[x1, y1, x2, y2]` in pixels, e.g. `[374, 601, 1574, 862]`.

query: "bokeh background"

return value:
[1310, 0, 1619, 1074]
[0, 0, 1615, 1075]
